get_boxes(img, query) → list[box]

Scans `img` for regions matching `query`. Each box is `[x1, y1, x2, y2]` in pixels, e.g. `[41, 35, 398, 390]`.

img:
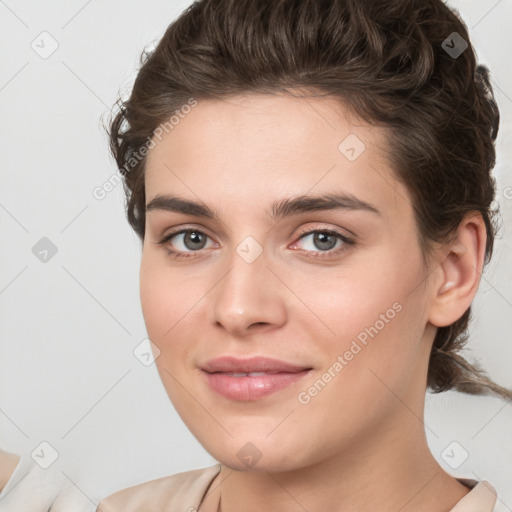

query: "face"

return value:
[140, 93, 436, 472]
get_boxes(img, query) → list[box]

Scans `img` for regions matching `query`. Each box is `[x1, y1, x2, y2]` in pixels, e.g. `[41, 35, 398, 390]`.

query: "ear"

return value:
[428, 213, 487, 328]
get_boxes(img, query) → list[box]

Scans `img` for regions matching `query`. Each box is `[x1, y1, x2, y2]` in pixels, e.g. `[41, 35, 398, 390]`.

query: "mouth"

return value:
[201, 356, 313, 401]
[215, 371, 284, 377]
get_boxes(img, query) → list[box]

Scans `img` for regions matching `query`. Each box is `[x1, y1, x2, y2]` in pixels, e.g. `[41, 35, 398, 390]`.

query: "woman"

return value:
[97, 0, 511, 510]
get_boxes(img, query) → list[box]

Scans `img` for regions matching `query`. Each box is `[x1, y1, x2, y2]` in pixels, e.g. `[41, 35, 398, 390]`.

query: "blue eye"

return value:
[296, 231, 343, 251]
[172, 231, 210, 251]
[158, 229, 215, 259]
[157, 228, 355, 261]
[292, 229, 354, 258]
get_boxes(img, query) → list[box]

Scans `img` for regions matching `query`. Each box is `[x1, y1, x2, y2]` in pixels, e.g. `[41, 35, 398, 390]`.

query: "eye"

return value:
[291, 229, 354, 258]
[157, 229, 216, 259]
[156, 227, 355, 261]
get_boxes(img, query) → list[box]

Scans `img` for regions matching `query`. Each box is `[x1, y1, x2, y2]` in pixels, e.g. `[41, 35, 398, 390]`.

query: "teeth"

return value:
[226, 372, 267, 377]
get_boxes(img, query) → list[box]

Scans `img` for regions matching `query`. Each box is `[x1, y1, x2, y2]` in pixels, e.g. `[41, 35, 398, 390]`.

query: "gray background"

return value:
[1, 0, 511, 507]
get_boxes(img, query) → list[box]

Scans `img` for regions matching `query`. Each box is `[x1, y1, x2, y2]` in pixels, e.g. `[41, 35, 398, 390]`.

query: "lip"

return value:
[202, 356, 310, 373]
[201, 356, 313, 401]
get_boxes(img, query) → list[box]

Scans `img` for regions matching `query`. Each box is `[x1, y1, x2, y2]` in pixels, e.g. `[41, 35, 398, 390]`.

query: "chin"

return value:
[192, 429, 310, 473]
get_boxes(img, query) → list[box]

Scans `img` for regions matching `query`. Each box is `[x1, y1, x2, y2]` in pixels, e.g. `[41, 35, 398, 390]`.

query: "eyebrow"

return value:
[145, 192, 381, 220]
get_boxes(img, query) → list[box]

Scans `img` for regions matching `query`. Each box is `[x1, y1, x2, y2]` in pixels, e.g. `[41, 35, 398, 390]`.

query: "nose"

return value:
[208, 247, 287, 338]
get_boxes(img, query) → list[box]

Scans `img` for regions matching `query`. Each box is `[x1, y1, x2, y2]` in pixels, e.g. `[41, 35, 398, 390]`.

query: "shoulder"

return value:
[0, 448, 21, 493]
[451, 478, 499, 512]
[96, 464, 221, 512]
[0, 450, 93, 511]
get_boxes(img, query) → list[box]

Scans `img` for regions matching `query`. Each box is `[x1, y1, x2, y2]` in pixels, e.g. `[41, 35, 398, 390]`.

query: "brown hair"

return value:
[106, 0, 511, 399]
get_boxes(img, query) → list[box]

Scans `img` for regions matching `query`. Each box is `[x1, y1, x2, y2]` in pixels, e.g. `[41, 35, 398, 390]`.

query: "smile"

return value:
[201, 356, 313, 401]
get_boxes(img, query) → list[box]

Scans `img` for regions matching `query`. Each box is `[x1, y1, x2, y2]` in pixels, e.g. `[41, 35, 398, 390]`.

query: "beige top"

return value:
[96, 464, 500, 512]
[0, 449, 20, 493]
[0, 449, 500, 511]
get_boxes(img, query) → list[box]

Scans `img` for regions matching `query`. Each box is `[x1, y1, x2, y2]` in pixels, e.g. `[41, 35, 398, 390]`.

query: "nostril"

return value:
[249, 322, 269, 329]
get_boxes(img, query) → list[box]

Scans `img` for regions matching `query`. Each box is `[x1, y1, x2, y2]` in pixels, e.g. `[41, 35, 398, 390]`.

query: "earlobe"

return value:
[428, 215, 486, 328]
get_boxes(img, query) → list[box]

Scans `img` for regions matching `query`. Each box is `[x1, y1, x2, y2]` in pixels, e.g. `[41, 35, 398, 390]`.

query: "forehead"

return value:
[144, 93, 410, 220]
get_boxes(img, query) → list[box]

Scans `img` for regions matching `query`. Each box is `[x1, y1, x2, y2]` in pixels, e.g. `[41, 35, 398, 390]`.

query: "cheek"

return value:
[139, 256, 199, 399]
[292, 295, 425, 449]
[140, 254, 193, 350]
[284, 255, 412, 342]
[290, 248, 427, 385]
[139, 258, 170, 339]
[139, 252, 213, 393]
[139, 252, 199, 340]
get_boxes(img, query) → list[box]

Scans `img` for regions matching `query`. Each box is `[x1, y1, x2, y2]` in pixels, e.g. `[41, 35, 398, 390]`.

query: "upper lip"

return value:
[202, 356, 311, 374]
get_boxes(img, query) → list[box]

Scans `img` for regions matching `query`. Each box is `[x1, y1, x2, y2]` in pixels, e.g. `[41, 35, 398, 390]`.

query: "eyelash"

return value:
[156, 227, 355, 261]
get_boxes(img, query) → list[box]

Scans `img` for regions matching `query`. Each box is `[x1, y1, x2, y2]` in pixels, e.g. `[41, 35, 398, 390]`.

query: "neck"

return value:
[202, 406, 470, 512]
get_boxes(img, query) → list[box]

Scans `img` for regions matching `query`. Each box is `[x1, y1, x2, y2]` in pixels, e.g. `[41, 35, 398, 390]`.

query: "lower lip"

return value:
[203, 370, 312, 401]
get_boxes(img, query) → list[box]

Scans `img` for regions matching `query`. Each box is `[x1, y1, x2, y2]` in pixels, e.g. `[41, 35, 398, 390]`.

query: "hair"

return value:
[106, 0, 511, 400]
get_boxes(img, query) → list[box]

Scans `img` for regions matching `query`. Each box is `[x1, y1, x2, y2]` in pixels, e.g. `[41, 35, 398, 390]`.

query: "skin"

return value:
[140, 93, 486, 512]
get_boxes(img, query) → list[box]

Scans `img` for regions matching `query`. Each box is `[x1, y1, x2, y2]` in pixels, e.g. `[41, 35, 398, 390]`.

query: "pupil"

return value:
[185, 231, 206, 250]
[314, 232, 337, 251]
